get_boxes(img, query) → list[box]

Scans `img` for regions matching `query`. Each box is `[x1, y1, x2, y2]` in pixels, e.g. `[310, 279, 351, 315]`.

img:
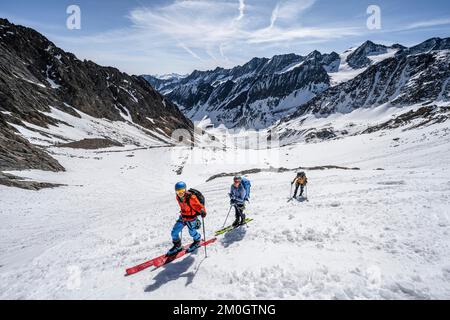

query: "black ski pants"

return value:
[234, 203, 246, 221]
[293, 183, 305, 198]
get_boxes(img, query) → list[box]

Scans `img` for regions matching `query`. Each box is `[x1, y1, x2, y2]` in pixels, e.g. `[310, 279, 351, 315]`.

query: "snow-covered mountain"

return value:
[141, 73, 188, 96]
[398, 37, 450, 56]
[345, 41, 404, 69]
[273, 39, 450, 144]
[143, 52, 341, 129]
[143, 39, 447, 130]
[153, 73, 188, 81]
[0, 18, 193, 176]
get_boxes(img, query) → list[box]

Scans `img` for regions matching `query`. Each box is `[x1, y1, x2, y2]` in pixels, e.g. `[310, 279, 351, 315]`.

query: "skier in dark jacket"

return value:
[229, 176, 247, 227]
[291, 172, 308, 199]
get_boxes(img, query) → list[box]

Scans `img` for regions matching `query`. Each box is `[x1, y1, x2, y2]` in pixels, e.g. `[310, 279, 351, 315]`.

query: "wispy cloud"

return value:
[47, 0, 366, 74]
[179, 42, 203, 61]
[127, 0, 360, 53]
[404, 18, 450, 30]
[237, 0, 246, 21]
[269, 3, 280, 28]
[269, 0, 316, 27]
[246, 26, 361, 44]
[128, 1, 240, 51]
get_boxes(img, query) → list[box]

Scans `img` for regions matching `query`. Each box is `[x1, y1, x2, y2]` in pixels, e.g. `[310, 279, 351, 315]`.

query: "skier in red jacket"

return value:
[167, 181, 207, 256]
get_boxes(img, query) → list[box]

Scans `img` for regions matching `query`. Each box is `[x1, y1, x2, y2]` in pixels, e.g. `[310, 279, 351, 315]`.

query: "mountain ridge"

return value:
[0, 18, 193, 174]
[143, 38, 448, 129]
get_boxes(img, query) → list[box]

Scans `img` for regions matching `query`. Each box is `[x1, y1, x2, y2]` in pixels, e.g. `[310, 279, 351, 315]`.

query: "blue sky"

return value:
[1, 0, 450, 75]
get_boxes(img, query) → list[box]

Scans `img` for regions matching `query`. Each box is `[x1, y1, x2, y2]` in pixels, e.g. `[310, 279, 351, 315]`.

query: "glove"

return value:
[200, 209, 206, 218]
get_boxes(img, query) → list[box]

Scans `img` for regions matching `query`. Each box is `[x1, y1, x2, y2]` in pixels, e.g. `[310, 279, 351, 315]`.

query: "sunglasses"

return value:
[176, 189, 186, 195]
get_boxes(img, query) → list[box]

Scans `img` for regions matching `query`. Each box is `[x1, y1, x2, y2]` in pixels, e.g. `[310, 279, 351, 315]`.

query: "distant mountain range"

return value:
[275, 38, 450, 144]
[143, 38, 450, 131]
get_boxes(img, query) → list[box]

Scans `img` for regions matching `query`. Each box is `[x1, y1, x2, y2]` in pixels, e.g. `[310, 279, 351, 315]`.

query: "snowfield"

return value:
[1, 113, 450, 299]
[328, 47, 399, 87]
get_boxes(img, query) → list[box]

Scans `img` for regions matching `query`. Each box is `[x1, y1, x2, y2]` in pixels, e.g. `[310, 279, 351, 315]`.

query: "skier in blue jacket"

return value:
[229, 176, 247, 227]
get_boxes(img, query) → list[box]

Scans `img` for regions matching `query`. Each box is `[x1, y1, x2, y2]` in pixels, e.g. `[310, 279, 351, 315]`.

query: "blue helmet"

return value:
[175, 181, 187, 191]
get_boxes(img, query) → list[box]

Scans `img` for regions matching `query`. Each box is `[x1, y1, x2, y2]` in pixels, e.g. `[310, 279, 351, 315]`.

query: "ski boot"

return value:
[239, 214, 247, 226]
[187, 239, 201, 253]
[166, 239, 182, 256]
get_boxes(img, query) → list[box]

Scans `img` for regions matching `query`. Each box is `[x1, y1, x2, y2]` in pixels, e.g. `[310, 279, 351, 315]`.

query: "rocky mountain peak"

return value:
[306, 50, 322, 60]
[346, 40, 389, 69]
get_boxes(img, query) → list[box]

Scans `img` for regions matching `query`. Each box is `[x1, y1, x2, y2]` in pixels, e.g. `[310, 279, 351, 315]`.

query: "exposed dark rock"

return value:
[0, 18, 191, 132]
[56, 138, 124, 150]
[361, 106, 450, 134]
[0, 114, 64, 171]
[0, 18, 193, 175]
[0, 172, 64, 190]
[304, 128, 337, 142]
[206, 165, 360, 182]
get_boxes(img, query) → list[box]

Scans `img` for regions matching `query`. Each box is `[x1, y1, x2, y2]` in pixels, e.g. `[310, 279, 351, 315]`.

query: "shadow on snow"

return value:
[295, 196, 307, 203]
[144, 252, 206, 293]
[220, 226, 247, 248]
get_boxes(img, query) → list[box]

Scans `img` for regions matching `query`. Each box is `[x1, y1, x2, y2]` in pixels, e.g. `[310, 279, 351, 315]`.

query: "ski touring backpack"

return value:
[186, 188, 205, 213]
[241, 177, 251, 201]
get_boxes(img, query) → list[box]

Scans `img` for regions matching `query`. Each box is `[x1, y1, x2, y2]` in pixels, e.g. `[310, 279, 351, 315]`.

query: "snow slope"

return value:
[1, 116, 450, 299]
[8, 106, 175, 148]
[329, 48, 399, 86]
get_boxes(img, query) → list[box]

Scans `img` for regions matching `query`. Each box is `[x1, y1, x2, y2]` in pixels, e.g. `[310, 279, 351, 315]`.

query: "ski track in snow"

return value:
[1, 119, 450, 299]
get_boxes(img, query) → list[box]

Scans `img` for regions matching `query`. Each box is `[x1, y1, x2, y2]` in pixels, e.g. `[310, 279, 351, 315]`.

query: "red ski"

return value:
[125, 243, 191, 276]
[125, 238, 216, 276]
[153, 238, 217, 268]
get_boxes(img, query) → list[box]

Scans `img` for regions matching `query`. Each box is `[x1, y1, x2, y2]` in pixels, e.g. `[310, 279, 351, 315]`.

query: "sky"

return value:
[1, 0, 450, 75]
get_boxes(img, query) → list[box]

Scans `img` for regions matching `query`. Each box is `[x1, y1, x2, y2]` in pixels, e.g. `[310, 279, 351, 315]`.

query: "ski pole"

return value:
[179, 215, 184, 243]
[202, 217, 207, 258]
[290, 183, 293, 198]
[222, 205, 233, 228]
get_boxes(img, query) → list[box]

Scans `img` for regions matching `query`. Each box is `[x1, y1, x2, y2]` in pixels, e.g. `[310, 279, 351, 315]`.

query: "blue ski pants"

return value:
[171, 217, 201, 242]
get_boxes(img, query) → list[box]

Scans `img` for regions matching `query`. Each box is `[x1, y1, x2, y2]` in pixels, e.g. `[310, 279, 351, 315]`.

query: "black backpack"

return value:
[185, 188, 205, 215]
